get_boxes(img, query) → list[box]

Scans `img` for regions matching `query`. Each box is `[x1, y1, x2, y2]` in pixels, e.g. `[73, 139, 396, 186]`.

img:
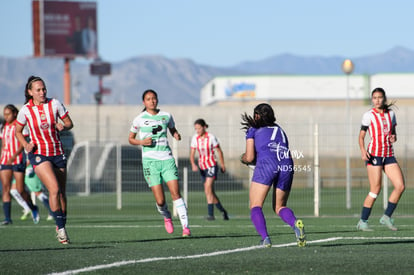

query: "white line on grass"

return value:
[49, 236, 414, 275]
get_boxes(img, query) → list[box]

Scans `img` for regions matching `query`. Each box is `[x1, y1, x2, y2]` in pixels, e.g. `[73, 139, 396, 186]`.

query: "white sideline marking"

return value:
[49, 236, 414, 275]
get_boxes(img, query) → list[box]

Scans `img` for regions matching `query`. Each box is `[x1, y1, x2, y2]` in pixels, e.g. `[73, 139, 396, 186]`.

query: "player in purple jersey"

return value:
[240, 103, 306, 247]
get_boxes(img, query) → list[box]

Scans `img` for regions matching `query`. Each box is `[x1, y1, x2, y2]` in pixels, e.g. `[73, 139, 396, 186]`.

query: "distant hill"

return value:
[1, 46, 414, 105]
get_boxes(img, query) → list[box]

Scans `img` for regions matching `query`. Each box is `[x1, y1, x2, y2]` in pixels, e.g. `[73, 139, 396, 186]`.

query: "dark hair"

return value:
[0, 116, 4, 132]
[241, 103, 276, 131]
[141, 89, 159, 111]
[24, 76, 46, 104]
[1, 104, 19, 131]
[194, 118, 208, 128]
[371, 87, 395, 111]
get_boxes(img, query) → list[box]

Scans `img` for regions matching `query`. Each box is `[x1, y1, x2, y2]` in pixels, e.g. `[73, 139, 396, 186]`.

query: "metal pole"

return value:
[346, 74, 351, 209]
[63, 57, 71, 105]
[96, 75, 102, 143]
[314, 123, 320, 217]
[342, 59, 354, 210]
[183, 167, 188, 205]
[116, 143, 122, 210]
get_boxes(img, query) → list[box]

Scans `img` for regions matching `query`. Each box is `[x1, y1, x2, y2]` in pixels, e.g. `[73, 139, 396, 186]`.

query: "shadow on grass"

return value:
[78, 233, 259, 245]
[319, 239, 414, 247]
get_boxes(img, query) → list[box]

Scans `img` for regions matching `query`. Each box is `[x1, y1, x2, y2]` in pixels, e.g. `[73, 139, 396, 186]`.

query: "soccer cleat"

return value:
[259, 236, 272, 248]
[21, 209, 31, 220]
[379, 215, 398, 231]
[356, 219, 372, 231]
[294, 219, 306, 247]
[356, 219, 373, 231]
[1, 220, 12, 225]
[182, 227, 191, 237]
[56, 227, 70, 244]
[223, 211, 229, 221]
[47, 214, 54, 221]
[164, 218, 174, 234]
[206, 215, 215, 221]
[31, 206, 40, 224]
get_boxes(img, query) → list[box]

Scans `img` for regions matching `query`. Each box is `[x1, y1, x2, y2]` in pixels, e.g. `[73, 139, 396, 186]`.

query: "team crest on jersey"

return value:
[40, 114, 46, 121]
[40, 122, 49, 130]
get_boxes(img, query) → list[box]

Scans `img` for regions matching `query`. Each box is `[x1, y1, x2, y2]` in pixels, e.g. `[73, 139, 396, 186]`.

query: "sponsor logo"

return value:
[40, 122, 49, 130]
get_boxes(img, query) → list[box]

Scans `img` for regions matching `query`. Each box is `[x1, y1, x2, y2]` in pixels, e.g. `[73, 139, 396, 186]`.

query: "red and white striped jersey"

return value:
[190, 132, 220, 170]
[0, 121, 28, 165]
[361, 108, 396, 157]
[16, 98, 69, 156]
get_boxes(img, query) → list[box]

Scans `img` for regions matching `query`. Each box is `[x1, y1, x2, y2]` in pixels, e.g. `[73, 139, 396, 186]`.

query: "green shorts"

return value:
[13, 173, 43, 192]
[24, 174, 43, 192]
[142, 158, 179, 187]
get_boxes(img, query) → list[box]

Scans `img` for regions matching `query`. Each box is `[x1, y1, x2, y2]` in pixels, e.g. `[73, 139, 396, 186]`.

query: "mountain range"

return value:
[1, 46, 414, 105]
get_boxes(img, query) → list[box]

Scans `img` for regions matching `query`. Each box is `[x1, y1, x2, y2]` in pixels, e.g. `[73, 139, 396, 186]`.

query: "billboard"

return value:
[33, 1, 97, 58]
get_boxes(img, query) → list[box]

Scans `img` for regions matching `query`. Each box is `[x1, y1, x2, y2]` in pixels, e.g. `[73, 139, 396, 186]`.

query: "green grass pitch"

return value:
[0, 190, 413, 274]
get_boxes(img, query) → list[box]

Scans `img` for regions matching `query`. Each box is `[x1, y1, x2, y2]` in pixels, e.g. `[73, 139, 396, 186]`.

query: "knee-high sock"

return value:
[173, 198, 189, 228]
[384, 201, 397, 217]
[52, 209, 65, 229]
[207, 204, 214, 216]
[250, 206, 268, 240]
[215, 202, 226, 213]
[278, 207, 296, 228]
[156, 202, 172, 219]
[10, 189, 31, 212]
[37, 192, 53, 215]
[361, 206, 372, 221]
[3, 201, 11, 221]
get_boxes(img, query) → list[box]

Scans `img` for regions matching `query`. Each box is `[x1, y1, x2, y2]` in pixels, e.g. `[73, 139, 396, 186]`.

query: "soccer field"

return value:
[1, 192, 413, 274]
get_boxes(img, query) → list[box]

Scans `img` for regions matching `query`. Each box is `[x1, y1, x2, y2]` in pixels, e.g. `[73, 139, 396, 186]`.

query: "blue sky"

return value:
[2, 0, 414, 67]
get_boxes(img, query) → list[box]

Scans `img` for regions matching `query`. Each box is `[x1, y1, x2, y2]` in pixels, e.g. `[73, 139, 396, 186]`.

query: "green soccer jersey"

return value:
[130, 110, 175, 160]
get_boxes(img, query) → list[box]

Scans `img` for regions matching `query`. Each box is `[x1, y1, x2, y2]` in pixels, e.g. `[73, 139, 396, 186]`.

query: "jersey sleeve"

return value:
[16, 106, 27, 126]
[246, 127, 256, 139]
[53, 98, 69, 119]
[130, 116, 139, 133]
[22, 126, 29, 137]
[361, 111, 371, 127]
[211, 134, 220, 148]
[190, 134, 197, 149]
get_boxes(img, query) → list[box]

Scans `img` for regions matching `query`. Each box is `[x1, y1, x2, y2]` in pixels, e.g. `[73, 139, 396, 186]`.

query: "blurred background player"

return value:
[128, 89, 191, 237]
[357, 87, 405, 231]
[0, 104, 39, 225]
[19, 162, 54, 221]
[241, 103, 306, 247]
[190, 118, 229, 221]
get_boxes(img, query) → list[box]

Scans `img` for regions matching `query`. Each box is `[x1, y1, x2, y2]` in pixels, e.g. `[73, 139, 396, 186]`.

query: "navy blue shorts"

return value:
[199, 165, 218, 181]
[0, 162, 26, 172]
[28, 153, 67, 169]
[366, 156, 397, 166]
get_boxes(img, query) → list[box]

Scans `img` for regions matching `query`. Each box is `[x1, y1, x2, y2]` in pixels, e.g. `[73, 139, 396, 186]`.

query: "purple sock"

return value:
[250, 207, 268, 240]
[279, 207, 296, 228]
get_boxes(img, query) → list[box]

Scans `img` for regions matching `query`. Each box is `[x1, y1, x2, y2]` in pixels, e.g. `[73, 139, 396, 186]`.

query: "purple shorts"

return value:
[251, 158, 294, 191]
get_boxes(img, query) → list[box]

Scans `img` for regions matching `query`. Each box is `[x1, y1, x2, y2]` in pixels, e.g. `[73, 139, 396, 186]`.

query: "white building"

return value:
[200, 73, 414, 106]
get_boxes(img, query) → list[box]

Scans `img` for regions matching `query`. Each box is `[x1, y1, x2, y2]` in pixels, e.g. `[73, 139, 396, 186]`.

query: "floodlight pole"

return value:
[342, 59, 354, 210]
[63, 57, 72, 105]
